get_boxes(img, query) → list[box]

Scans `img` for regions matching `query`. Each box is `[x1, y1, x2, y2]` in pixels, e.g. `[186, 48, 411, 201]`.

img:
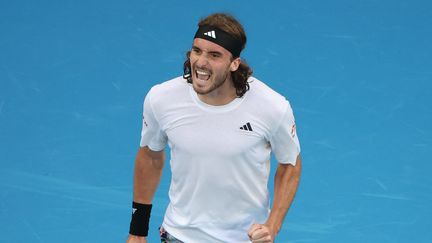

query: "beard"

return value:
[191, 64, 231, 95]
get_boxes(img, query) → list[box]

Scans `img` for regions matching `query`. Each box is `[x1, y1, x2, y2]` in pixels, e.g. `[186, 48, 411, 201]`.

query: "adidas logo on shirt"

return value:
[204, 30, 216, 39]
[239, 122, 253, 131]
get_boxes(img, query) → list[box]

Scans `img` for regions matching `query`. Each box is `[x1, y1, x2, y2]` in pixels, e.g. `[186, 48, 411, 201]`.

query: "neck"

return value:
[197, 80, 237, 106]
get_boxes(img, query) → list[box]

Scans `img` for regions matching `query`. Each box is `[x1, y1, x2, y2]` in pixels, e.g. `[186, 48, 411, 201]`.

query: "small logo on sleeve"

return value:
[143, 116, 148, 127]
[291, 124, 296, 138]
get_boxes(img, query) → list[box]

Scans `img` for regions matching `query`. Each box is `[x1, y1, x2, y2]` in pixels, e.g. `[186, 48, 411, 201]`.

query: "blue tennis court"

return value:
[1, 0, 431, 242]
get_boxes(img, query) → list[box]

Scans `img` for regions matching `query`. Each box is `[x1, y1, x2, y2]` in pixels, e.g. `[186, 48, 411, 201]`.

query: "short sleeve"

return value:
[269, 103, 301, 165]
[139, 89, 167, 151]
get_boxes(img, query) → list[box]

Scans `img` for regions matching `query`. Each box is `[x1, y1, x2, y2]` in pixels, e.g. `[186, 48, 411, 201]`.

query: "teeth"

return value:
[195, 69, 211, 81]
[196, 70, 210, 75]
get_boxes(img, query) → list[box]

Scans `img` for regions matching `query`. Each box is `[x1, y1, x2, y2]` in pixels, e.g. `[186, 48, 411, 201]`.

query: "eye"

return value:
[209, 52, 222, 59]
[211, 53, 221, 58]
[191, 47, 201, 54]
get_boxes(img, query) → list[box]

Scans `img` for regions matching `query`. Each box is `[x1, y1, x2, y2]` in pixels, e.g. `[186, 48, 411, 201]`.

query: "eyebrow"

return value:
[192, 45, 223, 56]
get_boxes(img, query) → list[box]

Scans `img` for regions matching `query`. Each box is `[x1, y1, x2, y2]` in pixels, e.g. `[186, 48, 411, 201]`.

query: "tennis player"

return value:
[126, 13, 302, 243]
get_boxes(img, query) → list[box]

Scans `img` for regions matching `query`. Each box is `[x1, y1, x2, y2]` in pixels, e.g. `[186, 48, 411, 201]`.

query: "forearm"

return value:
[266, 155, 302, 234]
[133, 147, 165, 204]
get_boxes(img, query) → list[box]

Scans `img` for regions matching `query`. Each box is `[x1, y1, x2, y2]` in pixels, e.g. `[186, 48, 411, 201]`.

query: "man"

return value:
[127, 13, 301, 243]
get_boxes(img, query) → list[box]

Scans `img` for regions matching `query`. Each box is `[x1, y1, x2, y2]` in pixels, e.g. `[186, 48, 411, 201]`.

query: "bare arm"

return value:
[127, 146, 165, 243]
[249, 155, 302, 242]
[133, 146, 165, 204]
[266, 155, 302, 234]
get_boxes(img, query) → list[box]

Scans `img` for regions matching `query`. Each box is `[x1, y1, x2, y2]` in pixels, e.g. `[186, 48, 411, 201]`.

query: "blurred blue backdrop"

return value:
[1, 0, 431, 242]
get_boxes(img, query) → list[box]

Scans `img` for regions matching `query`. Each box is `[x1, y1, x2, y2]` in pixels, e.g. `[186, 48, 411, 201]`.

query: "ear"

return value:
[230, 57, 241, 72]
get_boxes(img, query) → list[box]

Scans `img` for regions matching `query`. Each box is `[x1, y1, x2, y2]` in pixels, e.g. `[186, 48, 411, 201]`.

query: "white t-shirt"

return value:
[140, 76, 300, 243]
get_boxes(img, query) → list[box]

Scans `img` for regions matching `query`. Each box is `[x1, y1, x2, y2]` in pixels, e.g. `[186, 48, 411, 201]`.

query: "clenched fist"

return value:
[247, 224, 275, 243]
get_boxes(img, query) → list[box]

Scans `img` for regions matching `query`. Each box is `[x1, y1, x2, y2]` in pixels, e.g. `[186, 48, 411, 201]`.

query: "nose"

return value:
[194, 53, 209, 68]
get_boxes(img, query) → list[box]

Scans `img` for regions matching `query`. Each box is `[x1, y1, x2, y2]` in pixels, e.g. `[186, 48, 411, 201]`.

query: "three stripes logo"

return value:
[240, 122, 253, 132]
[204, 30, 216, 39]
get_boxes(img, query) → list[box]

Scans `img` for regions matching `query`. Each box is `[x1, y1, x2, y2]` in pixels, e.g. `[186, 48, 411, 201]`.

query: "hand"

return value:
[247, 224, 275, 243]
[126, 234, 147, 243]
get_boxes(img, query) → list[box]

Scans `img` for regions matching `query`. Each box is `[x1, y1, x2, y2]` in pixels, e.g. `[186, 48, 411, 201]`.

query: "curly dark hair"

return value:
[183, 13, 253, 98]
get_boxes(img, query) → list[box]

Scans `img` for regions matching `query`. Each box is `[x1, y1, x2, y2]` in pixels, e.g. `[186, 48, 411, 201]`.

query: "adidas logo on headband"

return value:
[194, 25, 242, 57]
[203, 30, 216, 39]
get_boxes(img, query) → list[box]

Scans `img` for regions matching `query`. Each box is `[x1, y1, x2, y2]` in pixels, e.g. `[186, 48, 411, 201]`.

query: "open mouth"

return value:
[195, 69, 211, 81]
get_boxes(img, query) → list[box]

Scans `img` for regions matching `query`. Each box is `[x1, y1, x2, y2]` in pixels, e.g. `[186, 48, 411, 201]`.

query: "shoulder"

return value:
[148, 76, 188, 96]
[147, 76, 189, 104]
[246, 77, 290, 114]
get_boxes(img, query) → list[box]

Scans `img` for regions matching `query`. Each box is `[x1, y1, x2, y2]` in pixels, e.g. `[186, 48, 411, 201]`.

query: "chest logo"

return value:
[239, 122, 253, 132]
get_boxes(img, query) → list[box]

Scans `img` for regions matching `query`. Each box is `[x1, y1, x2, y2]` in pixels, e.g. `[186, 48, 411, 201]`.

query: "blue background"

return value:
[1, 0, 431, 242]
